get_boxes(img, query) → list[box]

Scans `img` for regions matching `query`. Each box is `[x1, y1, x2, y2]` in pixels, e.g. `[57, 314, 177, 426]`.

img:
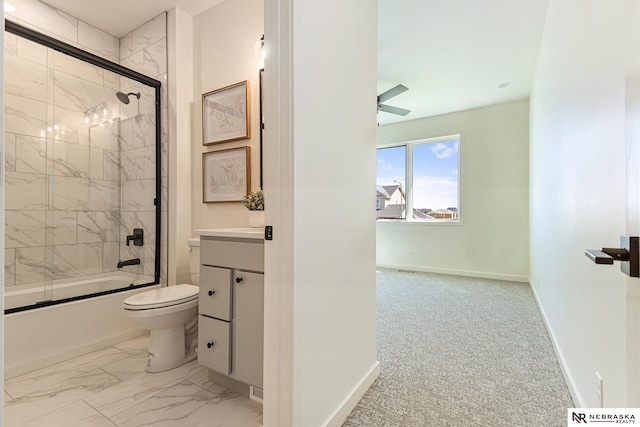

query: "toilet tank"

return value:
[187, 237, 200, 286]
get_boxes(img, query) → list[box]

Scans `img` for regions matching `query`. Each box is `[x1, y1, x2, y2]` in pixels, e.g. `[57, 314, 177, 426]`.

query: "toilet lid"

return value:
[123, 284, 199, 310]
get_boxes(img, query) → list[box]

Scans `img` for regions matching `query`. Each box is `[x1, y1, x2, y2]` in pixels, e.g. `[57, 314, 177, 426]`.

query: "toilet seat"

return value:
[123, 284, 199, 310]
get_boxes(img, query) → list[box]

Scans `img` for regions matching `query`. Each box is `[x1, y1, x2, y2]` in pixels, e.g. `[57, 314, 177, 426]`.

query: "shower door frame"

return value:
[4, 20, 162, 313]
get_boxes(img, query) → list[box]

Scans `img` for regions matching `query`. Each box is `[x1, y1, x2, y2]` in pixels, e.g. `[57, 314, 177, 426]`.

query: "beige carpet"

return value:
[343, 270, 574, 427]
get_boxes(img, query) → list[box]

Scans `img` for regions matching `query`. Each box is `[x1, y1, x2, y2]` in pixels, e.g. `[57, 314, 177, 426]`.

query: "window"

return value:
[376, 135, 460, 221]
[376, 146, 406, 219]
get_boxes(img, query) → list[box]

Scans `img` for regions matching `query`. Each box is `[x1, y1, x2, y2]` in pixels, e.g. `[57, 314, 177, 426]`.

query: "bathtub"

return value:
[4, 272, 160, 378]
[4, 272, 154, 311]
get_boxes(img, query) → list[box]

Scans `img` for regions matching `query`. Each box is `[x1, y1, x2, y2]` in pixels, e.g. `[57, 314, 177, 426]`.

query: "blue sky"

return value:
[377, 139, 459, 210]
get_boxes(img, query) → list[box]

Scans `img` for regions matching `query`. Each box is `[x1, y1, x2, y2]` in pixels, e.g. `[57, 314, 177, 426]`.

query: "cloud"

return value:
[412, 175, 458, 210]
[430, 142, 458, 159]
[377, 158, 394, 171]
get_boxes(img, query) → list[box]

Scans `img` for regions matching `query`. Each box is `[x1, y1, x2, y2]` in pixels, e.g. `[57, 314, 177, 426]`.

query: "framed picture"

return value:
[202, 81, 251, 145]
[202, 146, 251, 203]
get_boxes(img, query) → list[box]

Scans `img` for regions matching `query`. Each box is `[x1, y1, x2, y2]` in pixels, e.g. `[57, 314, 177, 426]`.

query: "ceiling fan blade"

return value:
[378, 104, 411, 116]
[377, 84, 409, 103]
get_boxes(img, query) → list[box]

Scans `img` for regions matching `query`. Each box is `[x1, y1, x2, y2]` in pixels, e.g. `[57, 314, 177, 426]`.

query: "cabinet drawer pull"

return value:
[235, 277, 243, 284]
[208, 290, 215, 296]
[207, 341, 214, 349]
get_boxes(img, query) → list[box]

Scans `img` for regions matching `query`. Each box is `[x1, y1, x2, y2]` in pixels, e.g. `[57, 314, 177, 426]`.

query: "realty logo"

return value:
[567, 408, 640, 424]
[572, 412, 587, 423]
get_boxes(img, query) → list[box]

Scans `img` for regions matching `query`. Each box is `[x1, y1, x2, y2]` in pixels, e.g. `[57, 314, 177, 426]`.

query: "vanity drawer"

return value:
[201, 238, 264, 272]
[198, 315, 231, 374]
[200, 266, 232, 321]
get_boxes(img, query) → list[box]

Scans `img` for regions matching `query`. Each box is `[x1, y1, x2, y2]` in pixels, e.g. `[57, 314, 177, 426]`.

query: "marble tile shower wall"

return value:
[6, 0, 120, 62]
[4, 2, 168, 290]
[119, 13, 168, 283]
[4, 34, 125, 287]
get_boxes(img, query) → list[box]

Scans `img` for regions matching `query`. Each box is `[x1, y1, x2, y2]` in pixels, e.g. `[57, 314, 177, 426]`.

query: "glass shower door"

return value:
[4, 22, 161, 312]
[4, 31, 51, 309]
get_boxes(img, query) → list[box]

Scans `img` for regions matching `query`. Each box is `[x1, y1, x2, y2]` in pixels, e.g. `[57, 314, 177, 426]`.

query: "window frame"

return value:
[377, 134, 461, 224]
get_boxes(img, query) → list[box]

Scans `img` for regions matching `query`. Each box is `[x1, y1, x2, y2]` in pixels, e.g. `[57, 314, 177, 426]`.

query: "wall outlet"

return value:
[408, 250, 414, 258]
[595, 371, 603, 408]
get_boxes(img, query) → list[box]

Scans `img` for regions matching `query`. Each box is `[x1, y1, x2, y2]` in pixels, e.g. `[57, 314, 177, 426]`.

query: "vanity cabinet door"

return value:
[233, 271, 264, 388]
[198, 315, 231, 374]
[200, 266, 232, 321]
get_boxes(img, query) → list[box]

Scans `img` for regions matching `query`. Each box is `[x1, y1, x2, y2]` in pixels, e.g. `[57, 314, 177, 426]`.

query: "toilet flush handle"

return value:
[208, 290, 215, 296]
[207, 342, 214, 349]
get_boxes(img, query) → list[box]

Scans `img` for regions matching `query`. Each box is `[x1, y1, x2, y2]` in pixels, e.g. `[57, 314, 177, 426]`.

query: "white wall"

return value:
[191, 0, 264, 231]
[192, 2, 379, 425]
[624, 1, 640, 406]
[1, 7, 5, 424]
[377, 100, 530, 282]
[530, 0, 628, 407]
[167, 8, 194, 285]
[275, 0, 379, 424]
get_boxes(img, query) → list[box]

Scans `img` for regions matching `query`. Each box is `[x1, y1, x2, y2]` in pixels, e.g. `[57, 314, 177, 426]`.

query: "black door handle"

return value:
[585, 235, 639, 277]
[585, 248, 629, 264]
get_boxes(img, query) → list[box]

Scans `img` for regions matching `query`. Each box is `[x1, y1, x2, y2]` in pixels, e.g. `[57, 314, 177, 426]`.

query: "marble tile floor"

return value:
[3, 334, 263, 427]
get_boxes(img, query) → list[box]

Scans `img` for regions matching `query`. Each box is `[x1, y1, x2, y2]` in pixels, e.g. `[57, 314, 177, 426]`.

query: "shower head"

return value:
[116, 91, 140, 105]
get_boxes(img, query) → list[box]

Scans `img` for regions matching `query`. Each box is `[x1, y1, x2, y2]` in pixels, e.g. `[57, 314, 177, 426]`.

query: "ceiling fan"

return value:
[377, 84, 411, 116]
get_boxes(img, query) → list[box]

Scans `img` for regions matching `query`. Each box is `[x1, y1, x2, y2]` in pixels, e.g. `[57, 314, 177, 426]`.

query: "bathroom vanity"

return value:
[195, 228, 264, 394]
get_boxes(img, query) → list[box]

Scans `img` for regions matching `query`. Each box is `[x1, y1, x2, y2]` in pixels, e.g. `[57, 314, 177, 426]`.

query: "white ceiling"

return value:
[40, 0, 549, 125]
[377, 0, 549, 124]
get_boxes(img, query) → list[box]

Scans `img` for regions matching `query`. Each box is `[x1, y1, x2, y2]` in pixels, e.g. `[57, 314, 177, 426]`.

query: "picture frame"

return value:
[202, 146, 251, 203]
[202, 81, 251, 145]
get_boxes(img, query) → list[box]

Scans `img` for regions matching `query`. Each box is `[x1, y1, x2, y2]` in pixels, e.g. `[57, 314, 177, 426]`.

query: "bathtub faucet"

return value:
[117, 258, 141, 269]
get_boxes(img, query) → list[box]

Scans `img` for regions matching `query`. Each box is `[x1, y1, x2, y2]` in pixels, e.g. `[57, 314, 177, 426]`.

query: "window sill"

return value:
[376, 219, 463, 226]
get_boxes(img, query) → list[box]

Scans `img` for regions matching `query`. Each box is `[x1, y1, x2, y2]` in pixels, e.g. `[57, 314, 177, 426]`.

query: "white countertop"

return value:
[194, 228, 264, 240]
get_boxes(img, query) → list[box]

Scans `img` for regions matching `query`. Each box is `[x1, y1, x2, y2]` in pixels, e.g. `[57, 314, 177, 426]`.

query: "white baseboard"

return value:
[323, 361, 380, 427]
[377, 263, 529, 283]
[528, 281, 583, 407]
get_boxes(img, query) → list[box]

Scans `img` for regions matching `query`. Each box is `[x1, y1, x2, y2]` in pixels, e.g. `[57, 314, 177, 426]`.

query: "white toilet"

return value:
[123, 237, 201, 372]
